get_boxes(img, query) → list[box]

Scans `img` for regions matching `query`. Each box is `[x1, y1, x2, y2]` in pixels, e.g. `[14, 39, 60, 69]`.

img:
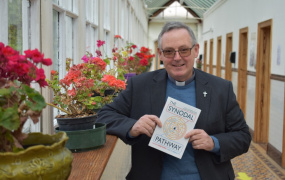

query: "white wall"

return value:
[203, 0, 285, 75]
[203, 0, 285, 152]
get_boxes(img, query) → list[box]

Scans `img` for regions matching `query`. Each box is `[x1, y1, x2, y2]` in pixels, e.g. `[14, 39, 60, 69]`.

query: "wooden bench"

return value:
[68, 135, 118, 180]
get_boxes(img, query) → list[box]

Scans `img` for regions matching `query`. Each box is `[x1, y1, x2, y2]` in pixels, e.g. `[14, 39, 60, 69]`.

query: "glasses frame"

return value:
[162, 44, 196, 58]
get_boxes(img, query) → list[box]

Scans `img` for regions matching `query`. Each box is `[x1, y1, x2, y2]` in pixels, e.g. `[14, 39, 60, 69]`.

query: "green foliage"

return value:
[0, 105, 20, 131]
[23, 85, 46, 112]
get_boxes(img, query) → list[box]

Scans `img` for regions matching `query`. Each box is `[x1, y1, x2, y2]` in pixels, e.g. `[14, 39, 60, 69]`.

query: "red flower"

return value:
[96, 50, 102, 57]
[0, 42, 51, 87]
[114, 35, 122, 39]
[97, 40, 105, 48]
[68, 88, 76, 96]
[42, 58, 52, 66]
[139, 58, 148, 66]
[90, 57, 106, 71]
[129, 56, 134, 61]
[101, 74, 126, 90]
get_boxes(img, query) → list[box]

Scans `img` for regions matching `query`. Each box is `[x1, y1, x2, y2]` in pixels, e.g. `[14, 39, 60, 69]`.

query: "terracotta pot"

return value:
[0, 132, 73, 180]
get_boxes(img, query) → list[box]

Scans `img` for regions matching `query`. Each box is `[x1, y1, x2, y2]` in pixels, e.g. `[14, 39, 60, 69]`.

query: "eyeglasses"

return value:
[162, 44, 196, 58]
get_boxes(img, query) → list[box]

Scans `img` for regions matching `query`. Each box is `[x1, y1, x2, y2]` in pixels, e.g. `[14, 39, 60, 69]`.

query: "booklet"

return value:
[148, 97, 201, 159]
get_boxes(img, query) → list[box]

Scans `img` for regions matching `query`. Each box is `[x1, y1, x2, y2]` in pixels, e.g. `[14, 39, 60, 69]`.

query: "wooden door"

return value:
[209, 39, 214, 74]
[225, 33, 233, 81]
[216, 36, 222, 77]
[237, 27, 248, 118]
[254, 19, 272, 144]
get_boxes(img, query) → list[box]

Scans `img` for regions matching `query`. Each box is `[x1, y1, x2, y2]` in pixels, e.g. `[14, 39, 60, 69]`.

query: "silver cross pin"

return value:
[203, 91, 207, 97]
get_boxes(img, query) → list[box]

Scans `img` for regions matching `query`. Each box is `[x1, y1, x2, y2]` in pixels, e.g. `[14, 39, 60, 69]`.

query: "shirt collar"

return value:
[167, 69, 196, 86]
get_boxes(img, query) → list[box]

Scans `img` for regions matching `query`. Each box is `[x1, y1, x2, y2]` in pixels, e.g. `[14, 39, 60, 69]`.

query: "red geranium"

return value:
[0, 42, 51, 152]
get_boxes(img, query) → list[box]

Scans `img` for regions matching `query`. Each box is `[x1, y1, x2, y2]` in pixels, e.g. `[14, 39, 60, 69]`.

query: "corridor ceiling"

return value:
[144, 0, 218, 20]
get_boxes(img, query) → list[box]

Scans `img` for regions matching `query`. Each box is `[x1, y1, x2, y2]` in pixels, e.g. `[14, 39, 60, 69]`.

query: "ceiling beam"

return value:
[149, 0, 176, 19]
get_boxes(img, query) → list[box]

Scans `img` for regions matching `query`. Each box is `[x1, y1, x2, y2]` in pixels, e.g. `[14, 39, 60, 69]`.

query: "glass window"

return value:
[53, 0, 58, 5]
[53, 10, 60, 72]
[104, 31, 110, 57]
[120, 0, 125, 40]
[104, 0, 110, 30]
[65, 16, 74, 59]
[8, 0, 23, 52]
[86, 25, 98, 54]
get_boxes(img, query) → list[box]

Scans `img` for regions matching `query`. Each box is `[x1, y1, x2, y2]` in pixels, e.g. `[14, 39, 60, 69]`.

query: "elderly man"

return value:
[96, 21, 251, 180]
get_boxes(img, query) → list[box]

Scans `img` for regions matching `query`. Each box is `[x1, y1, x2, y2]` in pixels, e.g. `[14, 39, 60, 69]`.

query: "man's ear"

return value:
[194, 44, 200, 58]
[157, 48, 164, 62]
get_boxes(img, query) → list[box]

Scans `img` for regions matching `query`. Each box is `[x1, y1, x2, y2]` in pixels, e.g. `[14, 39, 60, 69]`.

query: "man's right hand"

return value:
[129, 115, 162, 137]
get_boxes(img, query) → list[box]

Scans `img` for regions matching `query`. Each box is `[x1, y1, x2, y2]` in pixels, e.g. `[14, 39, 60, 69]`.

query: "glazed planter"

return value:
[56, 114, 97, 131]
[0, 132, 73, 180]
[56, 123, 106, 153]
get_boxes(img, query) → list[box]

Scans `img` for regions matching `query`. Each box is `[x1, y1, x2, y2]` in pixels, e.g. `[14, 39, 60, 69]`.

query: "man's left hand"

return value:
[185, 129, 215, 151]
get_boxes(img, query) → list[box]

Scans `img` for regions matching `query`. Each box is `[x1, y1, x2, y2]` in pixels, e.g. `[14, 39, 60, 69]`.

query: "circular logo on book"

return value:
[163, 116, 187, 140]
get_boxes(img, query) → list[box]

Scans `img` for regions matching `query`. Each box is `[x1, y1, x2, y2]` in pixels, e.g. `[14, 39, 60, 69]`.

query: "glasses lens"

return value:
[178, 49, 191, 57]
[163, 49, 175, 58]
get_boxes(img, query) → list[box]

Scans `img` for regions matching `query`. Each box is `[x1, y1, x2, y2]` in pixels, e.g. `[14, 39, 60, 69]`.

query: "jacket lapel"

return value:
[150, 70, 168, 117]
[195, 70, 211, 129]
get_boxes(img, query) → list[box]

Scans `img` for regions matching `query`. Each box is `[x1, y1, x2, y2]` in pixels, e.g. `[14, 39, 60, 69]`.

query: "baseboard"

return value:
[249, 127, 282, 167]
[267, 143, 282, 166]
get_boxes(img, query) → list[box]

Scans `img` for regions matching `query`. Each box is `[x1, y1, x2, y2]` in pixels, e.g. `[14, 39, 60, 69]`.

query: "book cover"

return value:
[148, 97, 201, 159]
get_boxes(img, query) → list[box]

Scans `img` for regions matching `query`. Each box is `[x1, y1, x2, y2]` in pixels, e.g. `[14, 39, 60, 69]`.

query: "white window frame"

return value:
[86, 0, 99, 54]
[52, 1, 79, 125]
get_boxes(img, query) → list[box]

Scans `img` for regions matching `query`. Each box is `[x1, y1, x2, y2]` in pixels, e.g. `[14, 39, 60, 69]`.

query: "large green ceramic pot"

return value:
[0, 132, 73, 180]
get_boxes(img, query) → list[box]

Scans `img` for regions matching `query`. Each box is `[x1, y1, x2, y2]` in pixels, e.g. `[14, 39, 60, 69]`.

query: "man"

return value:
[96, 21, 251, 180]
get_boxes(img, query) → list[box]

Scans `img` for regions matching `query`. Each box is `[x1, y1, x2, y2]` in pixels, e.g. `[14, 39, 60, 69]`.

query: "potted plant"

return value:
[0, 42, 73, 179]
[112, 36, 155, 80]
[46, 54, 126, 152]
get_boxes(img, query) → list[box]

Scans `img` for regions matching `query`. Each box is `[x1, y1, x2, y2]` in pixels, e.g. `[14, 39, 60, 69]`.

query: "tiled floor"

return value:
[102, 139, 285, 180]
[232, 141, 285, 180]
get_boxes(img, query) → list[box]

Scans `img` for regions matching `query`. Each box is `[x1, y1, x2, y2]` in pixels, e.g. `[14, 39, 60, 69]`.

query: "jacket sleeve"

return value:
[213, 81, 251, 163]
[96, 77, 142, 145]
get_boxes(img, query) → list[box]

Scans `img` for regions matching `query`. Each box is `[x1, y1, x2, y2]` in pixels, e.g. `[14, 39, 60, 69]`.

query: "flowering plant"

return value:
[47, 55, 126, 118]
[95, 35, 155, 77]
[0, 42, 51, 152]
[112, 35, 155, 75]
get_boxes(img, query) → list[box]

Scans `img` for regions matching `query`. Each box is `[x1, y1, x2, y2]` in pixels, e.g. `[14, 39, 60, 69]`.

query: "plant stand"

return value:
[55, 123, 106, 152]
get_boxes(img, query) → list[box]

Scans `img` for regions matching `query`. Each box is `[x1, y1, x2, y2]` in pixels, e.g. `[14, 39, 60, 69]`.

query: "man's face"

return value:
[158, 28, 199, 82]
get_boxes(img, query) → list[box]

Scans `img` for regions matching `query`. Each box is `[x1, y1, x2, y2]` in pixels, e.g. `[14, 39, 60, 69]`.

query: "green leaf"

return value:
[22, 85, 46, 111]
[104, 58, 110, 64]
[0, 88, 11, 96]
[0, 105, 20, 131]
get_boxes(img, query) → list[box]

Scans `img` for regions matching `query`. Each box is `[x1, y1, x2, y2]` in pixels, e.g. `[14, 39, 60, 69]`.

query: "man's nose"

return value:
[173, 51, 181, 60]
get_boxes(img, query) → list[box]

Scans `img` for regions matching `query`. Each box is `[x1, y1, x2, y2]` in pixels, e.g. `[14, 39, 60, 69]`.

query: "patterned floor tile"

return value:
[232, 141, 285, 180]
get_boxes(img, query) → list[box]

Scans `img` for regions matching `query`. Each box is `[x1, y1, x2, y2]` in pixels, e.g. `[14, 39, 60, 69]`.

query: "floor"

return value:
[101, 139, 285, 180]
[232, 141, 285, 180]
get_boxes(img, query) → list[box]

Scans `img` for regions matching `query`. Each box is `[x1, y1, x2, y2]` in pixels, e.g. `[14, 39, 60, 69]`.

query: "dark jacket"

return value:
[96, 68, 251, 180]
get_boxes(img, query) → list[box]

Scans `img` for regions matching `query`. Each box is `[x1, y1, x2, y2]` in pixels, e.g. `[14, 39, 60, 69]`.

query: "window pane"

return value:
[94, 0, 98, 24]
[66, 16, 73, 59]
[53, 10, 59, 72]
[8, 0, 22, 52]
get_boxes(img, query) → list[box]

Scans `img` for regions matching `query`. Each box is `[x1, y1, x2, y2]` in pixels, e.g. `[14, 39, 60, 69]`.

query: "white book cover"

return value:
[148, 97, 201, 159]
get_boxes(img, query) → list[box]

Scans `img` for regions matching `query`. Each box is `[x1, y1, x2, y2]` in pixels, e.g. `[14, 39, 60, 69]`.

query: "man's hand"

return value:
[185, 129, 215, 151]
[130, 115, 162, 137]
